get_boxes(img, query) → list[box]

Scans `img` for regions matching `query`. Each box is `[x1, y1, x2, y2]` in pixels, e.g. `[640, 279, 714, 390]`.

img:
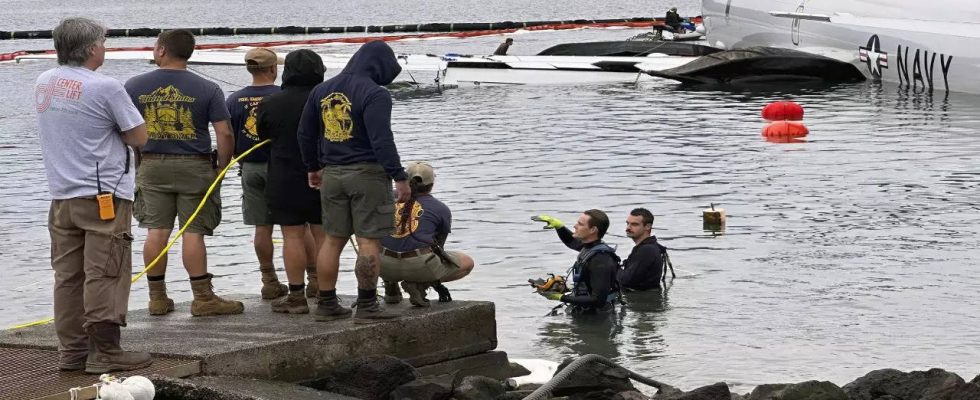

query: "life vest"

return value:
[571, 242, 622, 306]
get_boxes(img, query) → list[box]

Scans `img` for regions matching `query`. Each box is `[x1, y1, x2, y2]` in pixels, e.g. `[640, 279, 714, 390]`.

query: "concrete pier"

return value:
[0, 295, 500, 399]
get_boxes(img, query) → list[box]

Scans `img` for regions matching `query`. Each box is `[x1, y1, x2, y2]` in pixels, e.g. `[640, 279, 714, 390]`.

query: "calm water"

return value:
[2, 0, 980, 392]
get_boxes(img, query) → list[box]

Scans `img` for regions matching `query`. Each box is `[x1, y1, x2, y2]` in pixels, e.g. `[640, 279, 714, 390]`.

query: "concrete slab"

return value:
[417, 350, 519, 381]
[1, 295, 497, 383]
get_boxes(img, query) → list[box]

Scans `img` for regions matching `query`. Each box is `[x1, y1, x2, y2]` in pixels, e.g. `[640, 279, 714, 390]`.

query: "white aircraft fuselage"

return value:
[701, 0, 980, 95]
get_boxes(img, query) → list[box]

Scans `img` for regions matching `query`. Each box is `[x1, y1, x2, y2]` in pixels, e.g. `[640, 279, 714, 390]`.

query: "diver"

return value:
[533, 210, 621, 313]
[665, 7, 683, 32]
[619, 208, 664, 291]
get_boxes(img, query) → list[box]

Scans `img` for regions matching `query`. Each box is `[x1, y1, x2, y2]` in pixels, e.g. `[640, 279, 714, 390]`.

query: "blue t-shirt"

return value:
[226, 85, 280, 163]
[382, 194, 452, 252]
[125, 69, 230, 155]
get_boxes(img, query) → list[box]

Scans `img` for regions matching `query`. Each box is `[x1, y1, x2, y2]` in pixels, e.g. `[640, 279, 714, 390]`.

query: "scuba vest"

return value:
[571, 242, 622, 306]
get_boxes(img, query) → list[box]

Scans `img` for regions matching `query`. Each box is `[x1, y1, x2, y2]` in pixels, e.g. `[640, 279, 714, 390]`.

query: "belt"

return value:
[141, 153, 211, 160]
[382, 247, 432, 259]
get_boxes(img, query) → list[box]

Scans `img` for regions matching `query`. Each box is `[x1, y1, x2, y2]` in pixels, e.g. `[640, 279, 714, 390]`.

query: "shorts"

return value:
[319, 163, 394, 239]
[134, 157, 221, 235]
[380, 250, 462, 282]
[240, 162, 270, 225]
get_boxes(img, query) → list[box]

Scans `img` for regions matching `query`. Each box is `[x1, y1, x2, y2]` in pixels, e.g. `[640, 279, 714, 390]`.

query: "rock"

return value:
[570, 389, 620, 400]
[748, 384, 792, 400]
[552, 357, 637, 396]
[453, 375, 507, 400]
[308, 355, 420, 400]
[389, 378, 453, 400]
[771, 381, 847, 400]
[509, 362, 533, 378]
[517, 383, 544, 392]
[614, 390, 653, 400]
[653, 384, 685, 400]
[659, 382, 732, 400]
[495, 391, 535, 400]
[950, 381, 980, 400]
[843, 368, 965, 400]
[972, 376, 980, 386]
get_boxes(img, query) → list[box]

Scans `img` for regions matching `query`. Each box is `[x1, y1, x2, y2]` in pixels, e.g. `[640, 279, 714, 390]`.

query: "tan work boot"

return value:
[84, 322, 152, 374]
[271, 291, 309, 314]
[383, 280, 403, 304]
[190, 274, 245, 316]
[260, 265, 288, 299]
[400, 281, 431, 307]
[305, 265, 319, 298]
[354, 297, 399, 324]
[313, 297, 352, 321]
[147, 279, 175, 315]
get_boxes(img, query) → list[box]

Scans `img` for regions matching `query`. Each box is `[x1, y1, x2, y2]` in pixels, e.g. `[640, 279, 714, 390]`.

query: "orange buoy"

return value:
[761, 101, 804, 121]
[761, 121, 809, 138]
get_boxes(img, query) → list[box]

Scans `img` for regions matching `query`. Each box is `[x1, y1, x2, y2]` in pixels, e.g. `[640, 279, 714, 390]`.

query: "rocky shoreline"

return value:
[146, 354, 980, 400]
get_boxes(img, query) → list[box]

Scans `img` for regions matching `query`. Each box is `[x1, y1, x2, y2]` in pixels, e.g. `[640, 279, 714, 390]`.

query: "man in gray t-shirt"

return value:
[36, 17, 151, 374]
[124, 29, 242, 317]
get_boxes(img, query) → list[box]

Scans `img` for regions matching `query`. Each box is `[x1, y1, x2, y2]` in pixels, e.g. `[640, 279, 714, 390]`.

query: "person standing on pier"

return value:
[256, 49, 328, 314]
[35, 17, 152, 373]
[298, 40, 410, 323]
[226, 47, 288, 301]
[125, 29, 244, 317]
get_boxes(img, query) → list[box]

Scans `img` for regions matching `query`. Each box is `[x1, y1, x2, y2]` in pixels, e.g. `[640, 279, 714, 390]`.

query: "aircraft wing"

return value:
[769, 11, 980, 38]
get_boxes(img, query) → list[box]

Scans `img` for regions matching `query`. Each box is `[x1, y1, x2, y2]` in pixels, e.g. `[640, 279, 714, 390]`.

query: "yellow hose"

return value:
[8, 140, 270, 331]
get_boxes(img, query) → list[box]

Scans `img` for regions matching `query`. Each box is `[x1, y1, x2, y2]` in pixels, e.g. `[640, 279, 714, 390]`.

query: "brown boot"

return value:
[271, 291, 309, 314]
[400, 281, 431, 307]
[190, 274, 245, 316]
[383, 280, 403, 304]
[147, 279, 175, 315]
[353, 297, 399, 324]
[260, 265, 288, 299]
[58, 353, 87, 371]
[84, 322, 152, 374]
[305, 265, 319, 298]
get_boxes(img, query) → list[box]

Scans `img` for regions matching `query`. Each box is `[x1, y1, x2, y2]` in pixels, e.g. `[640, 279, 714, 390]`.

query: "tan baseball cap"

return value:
[244, 47, 278, 67]
[406, 161, 435, 185]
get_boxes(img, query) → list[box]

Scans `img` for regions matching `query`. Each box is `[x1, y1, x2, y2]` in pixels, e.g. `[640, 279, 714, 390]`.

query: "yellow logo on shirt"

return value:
[138, 85, 196, 140]
[391, 201, 424, 238]
[320, 92, 353, 142]
[237, 96, 264, 142]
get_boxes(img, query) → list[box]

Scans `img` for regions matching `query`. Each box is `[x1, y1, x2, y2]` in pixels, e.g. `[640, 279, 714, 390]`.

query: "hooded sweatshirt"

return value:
[297, 41, 407, 181]
[257, 50, 325, 215]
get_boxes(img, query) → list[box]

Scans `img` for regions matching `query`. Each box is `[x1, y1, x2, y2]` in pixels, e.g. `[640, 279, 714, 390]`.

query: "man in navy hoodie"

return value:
[298, 41, 409, 323]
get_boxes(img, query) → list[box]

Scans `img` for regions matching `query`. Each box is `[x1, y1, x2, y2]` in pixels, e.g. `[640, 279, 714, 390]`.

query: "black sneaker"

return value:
[353, 299, 399, 324]
[313, 299, 352, 321]
[432, 282, 452, 302]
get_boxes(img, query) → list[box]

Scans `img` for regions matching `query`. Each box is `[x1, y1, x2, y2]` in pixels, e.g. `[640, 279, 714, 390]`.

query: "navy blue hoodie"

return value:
[297, 41, 407, 181]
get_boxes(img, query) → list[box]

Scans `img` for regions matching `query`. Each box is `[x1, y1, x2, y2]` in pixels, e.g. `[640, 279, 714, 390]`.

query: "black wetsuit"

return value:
[619, 236, 664, 291]
[555, 227, 620, 312]
[493, 41, 512, 56]
[665, 10, 683, 32]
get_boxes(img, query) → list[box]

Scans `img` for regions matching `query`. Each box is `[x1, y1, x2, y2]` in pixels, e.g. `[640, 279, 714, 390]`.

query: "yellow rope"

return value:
[7, 140, 271, 331]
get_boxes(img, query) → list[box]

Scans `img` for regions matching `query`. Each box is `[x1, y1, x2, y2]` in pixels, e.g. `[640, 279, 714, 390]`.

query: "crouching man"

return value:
[380, 162, 475, 306]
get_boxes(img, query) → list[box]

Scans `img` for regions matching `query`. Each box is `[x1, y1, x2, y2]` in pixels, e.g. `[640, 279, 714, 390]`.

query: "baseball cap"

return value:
[245, 47, 278, 67]
[406, 161, 435, 185]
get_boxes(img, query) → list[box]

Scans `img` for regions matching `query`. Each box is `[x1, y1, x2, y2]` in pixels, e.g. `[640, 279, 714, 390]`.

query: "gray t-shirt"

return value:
[124, 69, 230, 155]
[35, 66, 144, 200]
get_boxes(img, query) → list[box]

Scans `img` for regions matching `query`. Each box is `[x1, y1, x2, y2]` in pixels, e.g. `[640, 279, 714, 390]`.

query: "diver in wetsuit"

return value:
[534, 210, 620, 313]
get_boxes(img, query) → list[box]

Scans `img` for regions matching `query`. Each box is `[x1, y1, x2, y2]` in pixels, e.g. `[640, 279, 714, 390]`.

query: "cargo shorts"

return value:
[380, 250, 462, 282]
[134, 157, 222, 235]
[240, 162, 271, 226]
[319, 163, 395, 239]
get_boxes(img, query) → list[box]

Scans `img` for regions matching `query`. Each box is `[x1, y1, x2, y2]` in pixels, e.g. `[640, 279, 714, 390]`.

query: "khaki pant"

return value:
[49, 197, 134, 360]
[380, 250, 462, 282]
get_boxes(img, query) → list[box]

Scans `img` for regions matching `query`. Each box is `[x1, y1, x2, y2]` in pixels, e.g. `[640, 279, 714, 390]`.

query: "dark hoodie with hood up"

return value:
[297, 41, 407, 181]
[256, 49, 326, 224]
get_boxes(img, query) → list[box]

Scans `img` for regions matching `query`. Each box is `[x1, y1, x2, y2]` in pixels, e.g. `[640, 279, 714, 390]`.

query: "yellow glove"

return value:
[531, 215, 564, 229]
[543, 292, 564, 301]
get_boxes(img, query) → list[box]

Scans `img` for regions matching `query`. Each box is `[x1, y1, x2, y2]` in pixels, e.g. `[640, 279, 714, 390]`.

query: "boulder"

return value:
[656, 382, 732, 400]
[307, 355, 420, 400]
[453, 375, 507, 400]
[748, 385, 792, 400]
[843, 368, 965, 400]
[389, 378, 453, 400]
[495, 390, 535, 400]
[615, 390, 653, 400]
[551, 357, 637, 396]
[949, 381, 980, 400]
[769, 381, 847, 400]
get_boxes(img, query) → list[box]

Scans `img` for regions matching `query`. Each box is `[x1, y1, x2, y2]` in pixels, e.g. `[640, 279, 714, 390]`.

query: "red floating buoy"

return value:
[761, 100, 804, 121]
[761, 120, 809, 138]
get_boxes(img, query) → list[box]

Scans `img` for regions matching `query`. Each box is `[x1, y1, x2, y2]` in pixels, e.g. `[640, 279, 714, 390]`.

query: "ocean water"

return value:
[2, 0, 979, 392]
